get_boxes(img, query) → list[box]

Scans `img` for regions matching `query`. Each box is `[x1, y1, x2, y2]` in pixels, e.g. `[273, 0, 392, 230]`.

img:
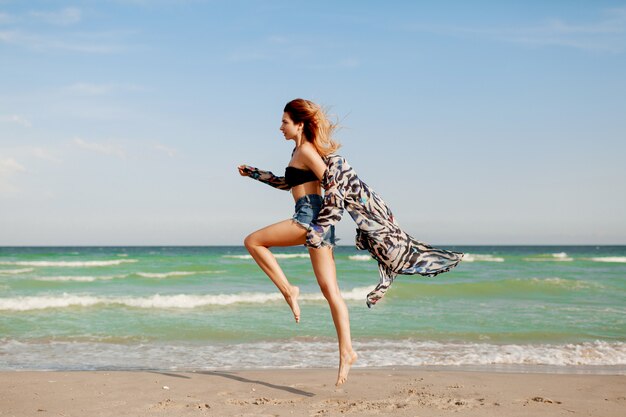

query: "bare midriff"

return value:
[290, 181, 322, 201]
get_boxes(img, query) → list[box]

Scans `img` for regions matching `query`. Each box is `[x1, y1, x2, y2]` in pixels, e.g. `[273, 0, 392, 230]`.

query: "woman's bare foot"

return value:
[284, 285, 300, 323]
[336, 350, 358, 386]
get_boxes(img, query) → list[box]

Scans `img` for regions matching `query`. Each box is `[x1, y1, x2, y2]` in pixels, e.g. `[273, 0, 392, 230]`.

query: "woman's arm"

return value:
[238, 165, 291, 191]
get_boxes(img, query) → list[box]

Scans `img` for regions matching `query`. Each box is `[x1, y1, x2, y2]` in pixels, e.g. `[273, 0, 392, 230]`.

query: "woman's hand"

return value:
[238, 164, 251, 176]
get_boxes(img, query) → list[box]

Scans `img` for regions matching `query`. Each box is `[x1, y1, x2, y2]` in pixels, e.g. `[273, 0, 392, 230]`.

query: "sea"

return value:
[1, 246, 624, 374]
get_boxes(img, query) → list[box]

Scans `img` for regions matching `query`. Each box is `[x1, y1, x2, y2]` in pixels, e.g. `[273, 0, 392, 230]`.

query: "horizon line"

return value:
[1, 244, 625, 248]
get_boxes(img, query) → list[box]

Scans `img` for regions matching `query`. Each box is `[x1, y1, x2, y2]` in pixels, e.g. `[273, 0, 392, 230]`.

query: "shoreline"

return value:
[3, 338, 624, 371]
[3, 364, 625, 376]
[2, 368, 624, 416]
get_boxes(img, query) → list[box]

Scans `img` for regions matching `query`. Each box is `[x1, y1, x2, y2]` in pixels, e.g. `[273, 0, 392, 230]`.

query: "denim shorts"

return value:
[293, 194, 336, 247]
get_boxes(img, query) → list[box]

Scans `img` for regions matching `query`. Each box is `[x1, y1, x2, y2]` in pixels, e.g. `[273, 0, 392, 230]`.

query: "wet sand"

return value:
[1, 368, 624, 416]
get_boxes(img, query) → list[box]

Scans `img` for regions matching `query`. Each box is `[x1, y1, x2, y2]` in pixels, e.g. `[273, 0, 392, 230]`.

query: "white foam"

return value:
[462, 254, 504, 262]
[274, 254, 310, 259]
[0, 268, 34, 274]
[136, 271, 198, 278]
[524, 253, 573, 262]
[337, 286, 375, 301]
[35, 275, 126, 282]
[588, 257, 626, 263]
[349, 255, 372, 261]
[357, 340, 626, 367]
[0, 286, 374, 311]
[530, 277, 592, 290]
[552, 252, 573, 261]
[0, 294, 103, 310]
[0, 260, 138, 267]
[123, 293, 287, 308]
[1, 339, 624, 371]
[224, 253, 310, 260]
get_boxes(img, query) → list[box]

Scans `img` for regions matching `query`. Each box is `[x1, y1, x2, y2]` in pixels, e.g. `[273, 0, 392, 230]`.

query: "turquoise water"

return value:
[1, 246, 624, 372]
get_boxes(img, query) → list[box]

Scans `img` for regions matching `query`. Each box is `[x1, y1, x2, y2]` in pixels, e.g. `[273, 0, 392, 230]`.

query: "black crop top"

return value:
[285, 166, 318, 187]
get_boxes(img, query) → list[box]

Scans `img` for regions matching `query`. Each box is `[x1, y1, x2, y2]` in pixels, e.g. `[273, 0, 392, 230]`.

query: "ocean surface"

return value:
[1, 246, 624, 373]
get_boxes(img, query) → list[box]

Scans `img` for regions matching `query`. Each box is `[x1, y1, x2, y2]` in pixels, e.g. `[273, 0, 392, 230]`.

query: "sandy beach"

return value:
[1, 368, 624, 417]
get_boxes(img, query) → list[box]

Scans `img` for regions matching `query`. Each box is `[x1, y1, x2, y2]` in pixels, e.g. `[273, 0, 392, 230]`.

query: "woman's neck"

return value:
[293, 134, 307, 148]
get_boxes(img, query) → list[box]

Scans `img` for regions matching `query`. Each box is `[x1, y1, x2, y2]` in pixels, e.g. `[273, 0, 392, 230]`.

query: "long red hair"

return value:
[284, 98, 340, 157]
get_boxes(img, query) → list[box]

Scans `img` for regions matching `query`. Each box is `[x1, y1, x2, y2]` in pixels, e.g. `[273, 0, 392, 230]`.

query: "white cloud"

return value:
[544, 7, 626, 34]
[0, 7, 131, 53]
[67, 82, 145, 95]
[155, 144, 178, 158]
[30, 7, 82, 26]
[500, 10, 626, 52]
[406, 7, 626, 53]
[0, 12, 13, 24]
[0, 29, 127, 54]
[0, 30, 16, 42]
[0, 158, 25, 176]
[228, 34, 356, 67]
[68, 82, 114, 95]
[28, 147, 62, 163]
[0, 114, 31, 127]
[73, 138, 126, 159]
[0, 158, 25, 194]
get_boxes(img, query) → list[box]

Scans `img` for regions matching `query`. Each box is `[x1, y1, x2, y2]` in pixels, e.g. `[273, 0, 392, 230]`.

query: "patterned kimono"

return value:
[306, 155, 464, 307]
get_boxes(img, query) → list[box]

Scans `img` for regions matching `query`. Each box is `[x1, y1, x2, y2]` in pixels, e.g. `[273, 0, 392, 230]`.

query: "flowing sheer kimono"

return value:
[306, 155, 464, 307]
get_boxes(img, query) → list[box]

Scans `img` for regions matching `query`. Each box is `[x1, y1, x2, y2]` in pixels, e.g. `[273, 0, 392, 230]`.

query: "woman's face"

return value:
[280, 112, 302, 140]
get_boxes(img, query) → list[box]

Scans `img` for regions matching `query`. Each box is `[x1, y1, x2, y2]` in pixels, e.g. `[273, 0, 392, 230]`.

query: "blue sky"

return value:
[1, 0, 625, 245]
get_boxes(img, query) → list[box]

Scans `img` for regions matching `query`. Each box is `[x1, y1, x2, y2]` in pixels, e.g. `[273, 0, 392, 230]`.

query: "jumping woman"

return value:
[238, 98, 357, 386]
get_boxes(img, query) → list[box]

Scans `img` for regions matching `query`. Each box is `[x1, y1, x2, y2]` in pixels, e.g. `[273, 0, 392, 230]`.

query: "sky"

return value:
[1, 0, 625, 246]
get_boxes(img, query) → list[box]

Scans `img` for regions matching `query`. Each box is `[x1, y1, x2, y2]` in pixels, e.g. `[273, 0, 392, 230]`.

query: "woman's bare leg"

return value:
[309, 246, 358, 386]
[244, 219, 307, 322]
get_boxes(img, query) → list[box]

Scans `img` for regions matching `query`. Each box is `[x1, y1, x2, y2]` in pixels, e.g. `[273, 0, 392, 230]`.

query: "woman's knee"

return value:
[244, 233, 260, 251]
[318, 282, 341, 301]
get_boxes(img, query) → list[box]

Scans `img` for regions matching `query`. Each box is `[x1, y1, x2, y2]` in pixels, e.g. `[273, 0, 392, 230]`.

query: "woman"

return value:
[238, 98, 357, 386]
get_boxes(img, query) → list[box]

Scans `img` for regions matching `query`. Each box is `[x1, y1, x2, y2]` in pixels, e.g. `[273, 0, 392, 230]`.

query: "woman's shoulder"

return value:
[296, 142, 323, 159]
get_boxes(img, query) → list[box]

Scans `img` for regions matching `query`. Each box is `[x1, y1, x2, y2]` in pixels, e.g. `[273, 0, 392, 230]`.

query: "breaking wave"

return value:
[588, 257, 626, 263]
[524, 252, 574, 262]
[0, 287, 374, 311]
[224, 254, 310, 260]
[136, 271, 199, 278]
[0, 260, 138, 267]
[348, 255, 372, 261]
[0, 268, 34, 274]
[461, 254, 504, 262]
[35, 275, 126, 282]
[1, 339, 624, 370]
